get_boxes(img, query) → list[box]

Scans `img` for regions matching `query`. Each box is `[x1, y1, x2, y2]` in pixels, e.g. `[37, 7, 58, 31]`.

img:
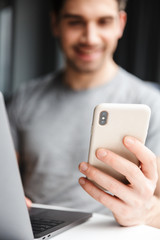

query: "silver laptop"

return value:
[0, 92, 92, 240]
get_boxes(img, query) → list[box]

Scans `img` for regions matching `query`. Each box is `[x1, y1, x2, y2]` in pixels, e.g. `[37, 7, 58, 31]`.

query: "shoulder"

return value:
[118, 68, 150, 87]
[9, 70, 62, 104]
[7, 71, 62, 120]
[16, 71, 57, 95]
[118, 67, 160, 101]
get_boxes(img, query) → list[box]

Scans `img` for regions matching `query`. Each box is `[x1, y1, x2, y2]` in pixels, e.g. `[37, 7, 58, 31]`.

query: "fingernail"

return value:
[80, 162, 88, 172]
[79, 178, 86, 185]
[97, 149, 107, 158]
[125, 136, 135, 145]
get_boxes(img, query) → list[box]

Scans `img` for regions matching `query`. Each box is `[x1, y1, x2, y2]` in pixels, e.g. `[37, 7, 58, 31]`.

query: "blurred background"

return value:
[0, 0, 160, 98]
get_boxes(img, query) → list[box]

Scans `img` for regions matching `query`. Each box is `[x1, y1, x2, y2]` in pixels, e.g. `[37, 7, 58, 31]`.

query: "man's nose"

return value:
[80, 23, 100, 45]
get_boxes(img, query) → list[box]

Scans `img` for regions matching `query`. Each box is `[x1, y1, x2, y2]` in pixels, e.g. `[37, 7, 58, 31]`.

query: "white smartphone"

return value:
[88, 103, 151, 184]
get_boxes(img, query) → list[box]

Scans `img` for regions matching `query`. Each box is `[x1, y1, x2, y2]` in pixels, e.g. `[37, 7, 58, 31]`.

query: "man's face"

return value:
[52, 0, 126, 73]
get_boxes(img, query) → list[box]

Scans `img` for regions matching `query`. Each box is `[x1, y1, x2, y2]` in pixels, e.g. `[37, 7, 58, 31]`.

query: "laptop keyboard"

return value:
[28, 207, 92, 238]
[31, 217, 65, 235]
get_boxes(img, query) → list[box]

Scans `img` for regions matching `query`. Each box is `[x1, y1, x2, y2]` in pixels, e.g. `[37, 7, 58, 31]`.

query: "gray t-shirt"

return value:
[7, 67, 160, 215]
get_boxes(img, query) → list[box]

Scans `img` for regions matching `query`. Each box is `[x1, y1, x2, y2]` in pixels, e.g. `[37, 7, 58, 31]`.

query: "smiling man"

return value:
[8, 0, 160, 228]
[51, 0, 126, 89]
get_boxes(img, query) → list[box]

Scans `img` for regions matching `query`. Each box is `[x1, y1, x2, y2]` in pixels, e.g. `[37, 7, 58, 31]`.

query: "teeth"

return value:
[79, 50, 97, 54]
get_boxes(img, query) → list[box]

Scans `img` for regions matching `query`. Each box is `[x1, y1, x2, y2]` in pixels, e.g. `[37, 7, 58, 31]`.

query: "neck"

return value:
[63, 60, 119, 90]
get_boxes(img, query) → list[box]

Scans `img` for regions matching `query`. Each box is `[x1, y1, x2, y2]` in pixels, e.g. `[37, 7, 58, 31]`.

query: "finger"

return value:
[95, 148, 147, 190]
[25, 197, 32, 208]
[79, 162, 134, 203]
[124, 136, 157, 181]
[79, 177, 128, 216]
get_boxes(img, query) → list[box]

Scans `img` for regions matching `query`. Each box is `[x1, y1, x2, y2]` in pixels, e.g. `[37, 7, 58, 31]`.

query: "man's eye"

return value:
[68, 21, 83, 26]
[99, 19, 113, 26]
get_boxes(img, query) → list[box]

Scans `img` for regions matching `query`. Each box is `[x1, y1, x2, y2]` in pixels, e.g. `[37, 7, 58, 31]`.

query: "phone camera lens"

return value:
[99, 111, 108, 125]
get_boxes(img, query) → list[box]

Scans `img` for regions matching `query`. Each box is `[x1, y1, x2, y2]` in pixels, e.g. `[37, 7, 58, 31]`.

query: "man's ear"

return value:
[117, 11, 127, 39]
[50, 12, 60, 37]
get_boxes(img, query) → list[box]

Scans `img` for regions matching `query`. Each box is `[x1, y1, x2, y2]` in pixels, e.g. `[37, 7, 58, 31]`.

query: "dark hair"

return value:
[50, 0, 66, 15]
[51, 0, 128, 16]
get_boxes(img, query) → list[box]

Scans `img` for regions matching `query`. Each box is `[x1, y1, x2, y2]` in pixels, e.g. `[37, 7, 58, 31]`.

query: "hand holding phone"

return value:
[88, 103, 151, 184]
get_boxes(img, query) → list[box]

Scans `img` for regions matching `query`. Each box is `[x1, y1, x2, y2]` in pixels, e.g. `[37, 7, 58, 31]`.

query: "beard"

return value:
[60, 40, 118, 74]
[65, 50, 107, 74]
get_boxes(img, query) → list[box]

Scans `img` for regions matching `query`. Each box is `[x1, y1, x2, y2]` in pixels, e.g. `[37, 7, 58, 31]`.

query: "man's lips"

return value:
[74, 47, 103, 61]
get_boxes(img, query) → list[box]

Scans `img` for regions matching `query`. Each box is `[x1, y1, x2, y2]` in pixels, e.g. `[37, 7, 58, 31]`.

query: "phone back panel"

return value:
[88, 104, 151, 183]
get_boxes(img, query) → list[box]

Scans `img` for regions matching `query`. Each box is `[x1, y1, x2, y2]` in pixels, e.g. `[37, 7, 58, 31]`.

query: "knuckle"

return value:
[119, 206, 131, 219]
[128, 165, 140, 179]
[145, 183, 155, 196]
[152, 170, 158, 185]
[98, 194, 107, 205]
[150, 151, 156, 161]
[148, 154, 156, 166]
[89, 167, 98, 180]
[106, 152, 115, 164]
[107, 180, 118, 194]
[87, 183, 95, 194]
[131, 197, 143, 208]
[147, 152, 157, 170]
[140, 182, 155, 199]
[154, 172, 158, 183]
[131, 166, 139, 176]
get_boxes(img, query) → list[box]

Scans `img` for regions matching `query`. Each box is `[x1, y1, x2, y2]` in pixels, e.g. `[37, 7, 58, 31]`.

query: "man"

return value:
[7, 0, 160, 228]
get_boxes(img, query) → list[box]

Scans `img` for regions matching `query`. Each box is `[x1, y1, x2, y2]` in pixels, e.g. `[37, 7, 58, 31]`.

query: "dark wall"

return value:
[11, 0, 62, 92]
[114, 0, 160, 83]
